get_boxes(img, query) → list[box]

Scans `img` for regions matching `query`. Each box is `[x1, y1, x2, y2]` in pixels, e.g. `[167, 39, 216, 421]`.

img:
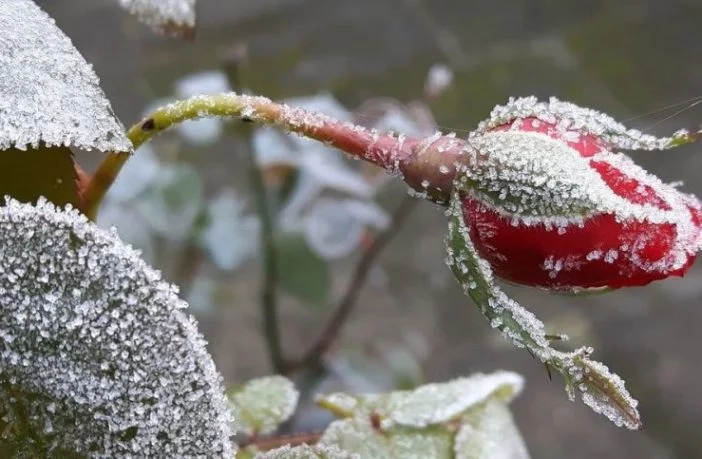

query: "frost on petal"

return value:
[0, 0, 131, 153]
[255, 443, 358, 459]
[199, 190, 260, 271]
[454, 401, 529, 459]
[229, 376, 300, 436]
[0, 198, 232, 457]
[445, 193, 641, 429]
[117, 0, 196, 38]
[474, 96, 693, 151]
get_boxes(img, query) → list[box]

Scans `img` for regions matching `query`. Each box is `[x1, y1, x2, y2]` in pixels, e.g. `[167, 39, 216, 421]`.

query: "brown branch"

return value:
[285, 195, 418, 373]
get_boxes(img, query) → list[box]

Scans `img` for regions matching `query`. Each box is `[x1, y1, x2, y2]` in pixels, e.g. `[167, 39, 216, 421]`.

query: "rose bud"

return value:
[451, 97, 702, 291]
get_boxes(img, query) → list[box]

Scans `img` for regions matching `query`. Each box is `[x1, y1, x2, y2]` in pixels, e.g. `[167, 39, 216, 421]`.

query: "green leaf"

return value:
[276, 233, 330, 308]
[229, 376, 300, 436]
[444, 191, 641, 429]
[0, 146, 80, 208]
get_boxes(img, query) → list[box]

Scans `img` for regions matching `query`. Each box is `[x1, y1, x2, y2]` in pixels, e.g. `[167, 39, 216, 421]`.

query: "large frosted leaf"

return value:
[445, 193, 640, 429]
[229, 376, 300, 436]
[0, 0, 131, 153]
[0, 198, 232, 457]
[117, 0, 197, 37]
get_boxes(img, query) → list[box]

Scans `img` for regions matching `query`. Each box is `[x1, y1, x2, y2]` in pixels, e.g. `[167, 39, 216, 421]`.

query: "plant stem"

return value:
[81, 93, 467, 219]
[285, 195, 417, 374]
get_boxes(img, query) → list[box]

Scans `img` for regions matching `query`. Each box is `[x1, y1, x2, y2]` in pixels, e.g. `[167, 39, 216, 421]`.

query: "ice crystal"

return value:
[117, 0, 196, 37]
[0, 0, 131, 153]
[0, 198, 232, 457]
[229, 376, 299, 436]
[445, 194, 641, 429]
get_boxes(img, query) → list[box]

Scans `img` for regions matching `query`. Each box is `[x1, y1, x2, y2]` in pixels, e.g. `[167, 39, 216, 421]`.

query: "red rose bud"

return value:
[454, 97, 702, 291]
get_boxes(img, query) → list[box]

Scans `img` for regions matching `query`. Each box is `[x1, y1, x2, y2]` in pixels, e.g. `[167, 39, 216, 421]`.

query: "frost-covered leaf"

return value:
[0, 0, 131, 153]
[199, 189, 260, 271]
[136, 162, 205, 241]
[317, 371, 523, 429]
[230, 376, 300, 436]
[117, 0, 197, 38]
[454, 401, 529, 459]
[0, 198, 232, 457]
[277, 233, 331, 308]
[445, 193, 641, 429]
[255, 444, 357, 459]
[320, 419, 453, 459]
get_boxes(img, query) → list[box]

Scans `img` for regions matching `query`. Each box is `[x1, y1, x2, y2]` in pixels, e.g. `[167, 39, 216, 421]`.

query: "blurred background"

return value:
[42, 1, 702, 457]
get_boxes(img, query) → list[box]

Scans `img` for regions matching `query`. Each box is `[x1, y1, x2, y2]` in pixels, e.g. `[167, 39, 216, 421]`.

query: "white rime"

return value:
[0, 198, 232, 457]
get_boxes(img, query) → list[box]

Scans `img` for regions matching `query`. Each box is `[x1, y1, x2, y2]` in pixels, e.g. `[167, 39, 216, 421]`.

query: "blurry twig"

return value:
[223, 45, 286, 374]
[286, 195, 418, 374]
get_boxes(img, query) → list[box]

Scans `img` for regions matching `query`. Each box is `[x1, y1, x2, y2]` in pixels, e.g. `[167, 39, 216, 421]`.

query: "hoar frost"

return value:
[0, 198, 232, 457]
[0, 0, 131, 153]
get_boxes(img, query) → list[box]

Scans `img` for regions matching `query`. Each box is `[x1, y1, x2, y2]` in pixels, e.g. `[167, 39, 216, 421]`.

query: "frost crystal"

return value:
[117, 0, 196, 37]
[0, 198, 232, 457]
[445, 194, 641, 429]
[229, 376, 300, 436]
[0, 0, 131, 153]
[475, 96, 692, 151]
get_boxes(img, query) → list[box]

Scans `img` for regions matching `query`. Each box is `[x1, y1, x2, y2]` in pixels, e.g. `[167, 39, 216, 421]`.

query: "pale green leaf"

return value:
[230, 376, 300, 436]
[455, 401, 530, 459]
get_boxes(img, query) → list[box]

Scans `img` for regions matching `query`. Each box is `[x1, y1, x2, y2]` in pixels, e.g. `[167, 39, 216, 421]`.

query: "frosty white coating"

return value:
[0, 0, 131, 153]
[117, 0, 196, 34]
[454, 401, 530, 459]
[0, 198, 232, 457]
[474, 96, 691, 151]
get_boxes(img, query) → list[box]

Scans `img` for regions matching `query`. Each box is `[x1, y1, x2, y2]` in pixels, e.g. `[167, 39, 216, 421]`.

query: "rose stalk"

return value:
[82, 93, 702, 428]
